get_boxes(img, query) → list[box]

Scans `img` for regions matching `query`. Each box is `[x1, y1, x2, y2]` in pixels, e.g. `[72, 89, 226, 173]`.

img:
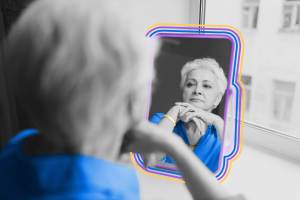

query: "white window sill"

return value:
[242, 120, 300, 164]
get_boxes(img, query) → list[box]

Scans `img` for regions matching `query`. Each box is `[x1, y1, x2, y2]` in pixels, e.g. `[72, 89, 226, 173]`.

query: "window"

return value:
[242, 0, 260, 29]
[201, 0, 300, 162]
[272, 80, 296, 121]
[241, 75, 252, 112]
[281, 0, 300, 31]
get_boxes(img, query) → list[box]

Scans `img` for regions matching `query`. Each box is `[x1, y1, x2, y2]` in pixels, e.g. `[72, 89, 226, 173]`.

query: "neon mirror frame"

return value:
[130, 24, 245, 182]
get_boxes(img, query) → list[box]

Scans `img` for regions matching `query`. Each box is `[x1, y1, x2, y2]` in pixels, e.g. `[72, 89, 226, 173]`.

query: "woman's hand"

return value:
[174, 102, 206, 145]
[175, 102, 224, 140]
[122, 120, 179, 166]
[176, 102, 213, 124]
[164, 104, 182, 123]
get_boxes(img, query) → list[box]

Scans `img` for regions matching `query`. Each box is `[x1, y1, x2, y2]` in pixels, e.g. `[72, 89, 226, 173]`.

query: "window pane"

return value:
[242, 7, 250, 27]
[252, 6, 259, 28]
[282, 5, 293, 28]
[272, 80, 295, 122]
[296, 5, 300, 25]
[205, 0, 300, 138]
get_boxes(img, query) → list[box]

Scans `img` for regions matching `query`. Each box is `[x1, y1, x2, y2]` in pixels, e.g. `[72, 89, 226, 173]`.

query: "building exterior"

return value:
[200, 0, 300, 138]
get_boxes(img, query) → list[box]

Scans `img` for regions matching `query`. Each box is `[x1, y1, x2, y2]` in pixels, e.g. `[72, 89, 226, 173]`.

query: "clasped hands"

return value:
[121, 103, 223, 167]
[173, 102, 224, 144]
[171, 102, 215, 145]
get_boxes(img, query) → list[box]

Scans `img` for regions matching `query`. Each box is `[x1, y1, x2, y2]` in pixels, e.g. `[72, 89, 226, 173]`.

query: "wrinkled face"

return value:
[182, 68, 221, 112]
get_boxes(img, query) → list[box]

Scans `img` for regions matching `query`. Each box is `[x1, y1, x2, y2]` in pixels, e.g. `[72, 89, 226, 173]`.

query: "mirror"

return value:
[132, 25, 243, 180]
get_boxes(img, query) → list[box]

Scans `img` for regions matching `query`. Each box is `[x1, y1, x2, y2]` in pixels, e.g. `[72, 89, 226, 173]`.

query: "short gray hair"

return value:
[3, 0, 158, 146]
[180, 58, 227, 95]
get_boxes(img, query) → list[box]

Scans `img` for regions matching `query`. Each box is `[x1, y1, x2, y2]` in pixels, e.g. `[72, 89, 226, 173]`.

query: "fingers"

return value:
[179, 107, 195, 117]
[175, 102, 197, 122]
[183, 112, 199, 121]
[191, 118, 206, 133]
[177, 104, 209, 124]
[176, 105, 203, 124]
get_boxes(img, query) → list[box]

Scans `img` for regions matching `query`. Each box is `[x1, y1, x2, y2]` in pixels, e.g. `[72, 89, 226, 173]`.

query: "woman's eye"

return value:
[203, 84, 212, 89]
[186, 82, 194, 88]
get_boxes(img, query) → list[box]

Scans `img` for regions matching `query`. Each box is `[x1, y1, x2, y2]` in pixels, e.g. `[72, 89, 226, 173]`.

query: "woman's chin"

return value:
[189, 102, 205, 109]
[189, 103, 212, 112]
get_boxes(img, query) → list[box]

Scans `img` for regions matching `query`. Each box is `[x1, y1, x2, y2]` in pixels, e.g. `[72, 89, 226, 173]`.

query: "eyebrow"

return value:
[187, 79, 213, 83]
[203, 80, 213, 83]
[186, 78, 197, 82]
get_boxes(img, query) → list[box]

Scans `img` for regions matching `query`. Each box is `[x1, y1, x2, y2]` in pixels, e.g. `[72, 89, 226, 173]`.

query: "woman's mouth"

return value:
[189, 98, 204, 103]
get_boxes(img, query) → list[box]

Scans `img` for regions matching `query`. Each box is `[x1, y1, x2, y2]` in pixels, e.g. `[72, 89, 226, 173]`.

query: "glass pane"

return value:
[206, 0, 300, 138]
[296, 5, 300, 25]
[284, 96, 294, 120]
[272, 80, 295, 122]
[282, 5, 293, 28]
[273, 80, 296, 91]
[252, 6, 259, 28]
[242, 7, 250, 27]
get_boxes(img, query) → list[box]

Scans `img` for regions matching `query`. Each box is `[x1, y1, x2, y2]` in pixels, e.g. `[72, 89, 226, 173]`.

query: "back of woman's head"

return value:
[3, 0, 157, 148]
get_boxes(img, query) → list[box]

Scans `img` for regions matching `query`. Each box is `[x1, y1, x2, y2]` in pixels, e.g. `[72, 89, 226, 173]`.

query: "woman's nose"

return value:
[193, 86, 202, 95]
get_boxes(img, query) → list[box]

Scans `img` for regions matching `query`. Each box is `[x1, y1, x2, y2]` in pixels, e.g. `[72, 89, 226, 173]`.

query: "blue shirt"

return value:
[0, 129, 140, 200]
[150, 113, 221, 173]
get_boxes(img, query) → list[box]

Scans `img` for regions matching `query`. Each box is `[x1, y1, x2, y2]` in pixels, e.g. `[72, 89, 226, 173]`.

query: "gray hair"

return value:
[180, 58, 227, 96]
[3, 0, 158, 147]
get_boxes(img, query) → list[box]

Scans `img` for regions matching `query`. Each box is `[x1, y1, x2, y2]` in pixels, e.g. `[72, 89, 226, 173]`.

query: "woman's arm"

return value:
[126, 121, 232, 200]
[157, 105, 180, 131]
[146, 105, 181, 166]
[166, 132, 229, 199]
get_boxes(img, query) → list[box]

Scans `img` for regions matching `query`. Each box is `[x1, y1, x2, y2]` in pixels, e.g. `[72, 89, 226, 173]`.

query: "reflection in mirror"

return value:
[146, 37, 232, 174]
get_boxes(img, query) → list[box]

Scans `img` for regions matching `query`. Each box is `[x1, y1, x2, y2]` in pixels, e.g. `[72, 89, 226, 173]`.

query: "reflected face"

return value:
[182, 69, 220, 112]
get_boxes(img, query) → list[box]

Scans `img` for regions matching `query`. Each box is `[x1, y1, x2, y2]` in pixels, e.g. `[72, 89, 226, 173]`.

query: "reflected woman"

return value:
[150, 58, 227, 173]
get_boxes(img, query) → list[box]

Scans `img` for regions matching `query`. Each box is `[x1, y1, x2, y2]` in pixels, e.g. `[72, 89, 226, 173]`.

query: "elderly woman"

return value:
[150, 58, 227, 173]
[0, 0, 245, 199]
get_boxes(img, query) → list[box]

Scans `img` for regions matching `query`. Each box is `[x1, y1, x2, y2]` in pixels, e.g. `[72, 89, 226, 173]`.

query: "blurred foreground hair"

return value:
[3, 0, 158, 149]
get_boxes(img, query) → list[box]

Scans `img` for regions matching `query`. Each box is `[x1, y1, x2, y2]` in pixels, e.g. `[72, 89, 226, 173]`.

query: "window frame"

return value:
[271, 79, 296, 122]
[188, 0, 300, 163]
[280, 0, 300, 31]
[241, 0, 260, 29]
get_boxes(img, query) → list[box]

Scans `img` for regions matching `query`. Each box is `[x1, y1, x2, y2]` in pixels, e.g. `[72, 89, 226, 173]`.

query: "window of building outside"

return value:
[242, 0, 260, 29]
[272, 80, 296, 122]
[281, 0, 300, 31]
[203, 0, 300, 143]
[241, 75, 252, 113]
